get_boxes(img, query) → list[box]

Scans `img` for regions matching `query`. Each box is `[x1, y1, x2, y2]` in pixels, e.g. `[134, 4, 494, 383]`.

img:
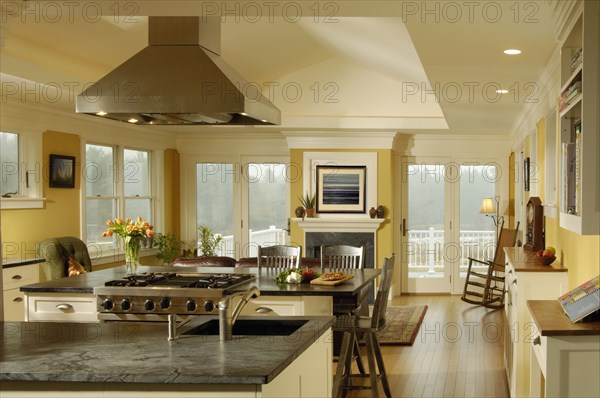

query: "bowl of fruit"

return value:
[535, 247, 556, 265]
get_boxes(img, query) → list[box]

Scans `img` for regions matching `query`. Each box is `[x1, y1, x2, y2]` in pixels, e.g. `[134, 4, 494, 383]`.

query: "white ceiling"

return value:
[0, 1, 559, 136]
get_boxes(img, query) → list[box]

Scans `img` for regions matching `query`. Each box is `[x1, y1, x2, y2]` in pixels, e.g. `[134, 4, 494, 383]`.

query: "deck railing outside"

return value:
[407, 228, 496, 273]
[216, 226, 287, 258]
[215, 226, 495, 270]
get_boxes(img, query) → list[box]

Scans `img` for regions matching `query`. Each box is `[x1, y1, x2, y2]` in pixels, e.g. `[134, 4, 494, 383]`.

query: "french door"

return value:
[400, 157, 503, 294]
[401, 157, 453, 293]
[189, 156, 289, 259]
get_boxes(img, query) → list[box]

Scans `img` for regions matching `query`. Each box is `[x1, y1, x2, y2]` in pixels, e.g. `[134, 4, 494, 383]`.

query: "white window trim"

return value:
[81, 142, 162, 265]
[181, 154, 290, 260]
[1, 129, 45, 209]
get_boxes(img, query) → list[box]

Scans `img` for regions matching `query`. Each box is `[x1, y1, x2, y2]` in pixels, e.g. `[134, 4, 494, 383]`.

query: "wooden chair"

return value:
[461, 221, 520, 309]
[332, 255, 395, 398]
[320, 244, 365, 271]
[257, 245, 301, 271]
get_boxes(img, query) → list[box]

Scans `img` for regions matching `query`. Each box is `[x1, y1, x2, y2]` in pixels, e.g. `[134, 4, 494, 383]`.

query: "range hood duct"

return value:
[76, 17, 281, 125]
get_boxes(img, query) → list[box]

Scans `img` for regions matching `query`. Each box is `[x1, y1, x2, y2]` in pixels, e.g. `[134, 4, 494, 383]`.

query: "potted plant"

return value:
[197, 225, 223, 256]
[155, 232, 181, 265]
[298, 192, 316, 218]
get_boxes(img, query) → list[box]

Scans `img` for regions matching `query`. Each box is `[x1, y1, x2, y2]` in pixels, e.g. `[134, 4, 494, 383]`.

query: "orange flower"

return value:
[102, 216, 154, 241]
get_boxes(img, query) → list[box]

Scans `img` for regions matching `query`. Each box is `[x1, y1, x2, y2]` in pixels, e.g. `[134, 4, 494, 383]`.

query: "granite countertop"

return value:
[2, 258, 45, 269]
[0, 315, 334, 384]
[20, 265, 380, 297]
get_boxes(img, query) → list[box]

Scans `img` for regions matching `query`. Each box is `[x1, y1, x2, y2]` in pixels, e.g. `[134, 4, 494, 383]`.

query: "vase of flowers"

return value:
[124, 236, 142, 275]
[102, 216, 154, 275]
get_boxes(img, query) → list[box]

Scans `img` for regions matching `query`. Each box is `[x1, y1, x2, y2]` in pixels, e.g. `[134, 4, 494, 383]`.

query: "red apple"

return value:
[542, 249, 554, 257]
[536, 250, 544, 257]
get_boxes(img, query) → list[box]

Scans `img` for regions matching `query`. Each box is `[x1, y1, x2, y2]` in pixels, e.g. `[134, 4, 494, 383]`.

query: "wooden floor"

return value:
[335, 295, 508, 398]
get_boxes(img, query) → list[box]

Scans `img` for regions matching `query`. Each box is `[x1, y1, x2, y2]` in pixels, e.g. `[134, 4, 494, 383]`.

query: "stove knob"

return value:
[144, 299, 155, 311]
[101, 299, 114, 311]
[159, 297, 171, 309]
[120, 298, 132, 311]
[203, 300, 214, 312]
[186, 299, 197, 312]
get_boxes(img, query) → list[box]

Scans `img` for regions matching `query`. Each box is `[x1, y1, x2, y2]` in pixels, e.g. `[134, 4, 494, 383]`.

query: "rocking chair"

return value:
[461, 221, 520, 309]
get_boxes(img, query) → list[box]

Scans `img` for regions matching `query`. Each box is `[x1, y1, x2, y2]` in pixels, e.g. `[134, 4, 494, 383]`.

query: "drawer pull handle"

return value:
[256, 307, 274, 314]
[533, 336, 541, 346]
[13, 297, 23, 303]
[56, 303, 73, 311]
[11, 275, 22, 280]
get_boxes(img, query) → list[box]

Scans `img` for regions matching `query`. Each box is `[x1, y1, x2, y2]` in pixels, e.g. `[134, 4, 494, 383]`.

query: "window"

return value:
[0, 130, 43, 209]
[1, 131, 19, 196]
[196, 163, 235, 255]
[85, 144, 153, 251]
[192, 158, 289, 259]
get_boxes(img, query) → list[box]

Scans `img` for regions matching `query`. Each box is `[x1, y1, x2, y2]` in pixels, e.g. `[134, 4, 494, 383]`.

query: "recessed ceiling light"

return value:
[128, 118, 138, 123]
[96, 111, 107, 116]
[496, 89, 509, 94]
[504, 49, 522, 55]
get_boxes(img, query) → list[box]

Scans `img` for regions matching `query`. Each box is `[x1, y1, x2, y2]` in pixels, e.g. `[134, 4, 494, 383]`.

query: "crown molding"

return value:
[283, 131, 397, 149]
[548, 0, 583, 44]
[509, 44, 561, 149]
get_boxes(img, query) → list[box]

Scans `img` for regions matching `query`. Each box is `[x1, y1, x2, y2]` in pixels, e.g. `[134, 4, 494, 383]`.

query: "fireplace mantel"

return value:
[292, 217, 384, 233]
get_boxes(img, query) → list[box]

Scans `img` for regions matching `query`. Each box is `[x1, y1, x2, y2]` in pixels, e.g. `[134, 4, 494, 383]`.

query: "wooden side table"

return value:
[527, 300, 600, 397]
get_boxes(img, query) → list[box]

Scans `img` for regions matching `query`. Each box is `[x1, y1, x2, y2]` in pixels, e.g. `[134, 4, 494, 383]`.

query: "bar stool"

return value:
[332, 255, 395, 398]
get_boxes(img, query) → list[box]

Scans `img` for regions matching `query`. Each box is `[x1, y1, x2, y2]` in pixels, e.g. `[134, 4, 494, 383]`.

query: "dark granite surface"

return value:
[0, 315, 334, 384]
[20, 265, 380, 297]
[2, 258, 45, 269]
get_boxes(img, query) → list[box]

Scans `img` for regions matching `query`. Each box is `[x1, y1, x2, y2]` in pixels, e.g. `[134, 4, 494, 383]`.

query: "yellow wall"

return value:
[528, 118, 599, 289]
[289, 149, 395, 269]
[1, 131, 174, 268]
[1, 131, 81, 260]
[163, 148, 181, 236]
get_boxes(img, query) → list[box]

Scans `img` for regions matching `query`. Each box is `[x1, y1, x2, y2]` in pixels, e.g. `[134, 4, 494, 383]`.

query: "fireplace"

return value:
[306, 232, 374, 269]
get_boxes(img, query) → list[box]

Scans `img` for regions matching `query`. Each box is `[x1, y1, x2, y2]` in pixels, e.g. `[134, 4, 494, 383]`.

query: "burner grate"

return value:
[103, 272, 253, 289]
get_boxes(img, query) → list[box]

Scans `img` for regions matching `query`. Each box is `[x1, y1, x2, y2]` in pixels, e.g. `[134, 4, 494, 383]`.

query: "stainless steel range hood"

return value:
[76, 17, 281, 125]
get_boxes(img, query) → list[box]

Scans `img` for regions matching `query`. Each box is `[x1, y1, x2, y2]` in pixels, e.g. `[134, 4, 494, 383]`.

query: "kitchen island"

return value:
[20, 265, 380, 321]
[0, 315, 334, 397]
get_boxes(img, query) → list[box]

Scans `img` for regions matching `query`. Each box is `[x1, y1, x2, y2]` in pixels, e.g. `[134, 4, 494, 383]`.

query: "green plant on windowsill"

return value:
[155, 232, 181, 265]
[298, 192, 316, 218]
[197, 225, 223, 256]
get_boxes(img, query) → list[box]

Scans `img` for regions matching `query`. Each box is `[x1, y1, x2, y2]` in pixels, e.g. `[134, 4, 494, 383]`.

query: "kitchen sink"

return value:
[183, 319, 308, 336]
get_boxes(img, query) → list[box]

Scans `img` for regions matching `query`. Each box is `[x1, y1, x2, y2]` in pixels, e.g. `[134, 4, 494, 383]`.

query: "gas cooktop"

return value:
[103, 272, 253, 289]
[94, 272, 255, 320]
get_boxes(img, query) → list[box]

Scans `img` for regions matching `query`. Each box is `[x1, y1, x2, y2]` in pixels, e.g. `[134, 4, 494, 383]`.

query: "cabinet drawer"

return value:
[3, 289, 26, 321]
[26, 293, 98, 322]
[3, 264, 39, 290]
[241, 297, 304, 316]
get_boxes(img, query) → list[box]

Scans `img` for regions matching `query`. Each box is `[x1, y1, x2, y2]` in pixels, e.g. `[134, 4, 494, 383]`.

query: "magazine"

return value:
[558, 275, 600, 322]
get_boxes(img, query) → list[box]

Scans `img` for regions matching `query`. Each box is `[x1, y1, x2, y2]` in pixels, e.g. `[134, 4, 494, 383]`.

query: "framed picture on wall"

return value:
[524, 157, 530, 192]
[316, 165, 366, 213]
[49, 154, 76, 188]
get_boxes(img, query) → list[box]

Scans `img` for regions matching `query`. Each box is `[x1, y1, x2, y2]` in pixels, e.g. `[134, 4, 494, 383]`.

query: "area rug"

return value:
[376, 305, 428, 345]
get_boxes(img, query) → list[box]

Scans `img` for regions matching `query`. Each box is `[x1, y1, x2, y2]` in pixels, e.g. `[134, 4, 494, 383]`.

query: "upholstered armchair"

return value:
[37, 237, 92, 280]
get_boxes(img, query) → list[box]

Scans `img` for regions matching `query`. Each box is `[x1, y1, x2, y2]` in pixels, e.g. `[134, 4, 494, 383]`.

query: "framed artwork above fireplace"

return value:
[316, 165, 366, 214]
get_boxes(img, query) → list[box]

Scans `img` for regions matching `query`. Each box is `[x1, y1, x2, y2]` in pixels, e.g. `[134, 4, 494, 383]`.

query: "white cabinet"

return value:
[558, 1, 600, 235]
[240, 296, 332, 317]
[528, 300, 600, 398]
[503, 248, 568, 398]
[25, 292, 98, 322]
[2, 264, 39, 321]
